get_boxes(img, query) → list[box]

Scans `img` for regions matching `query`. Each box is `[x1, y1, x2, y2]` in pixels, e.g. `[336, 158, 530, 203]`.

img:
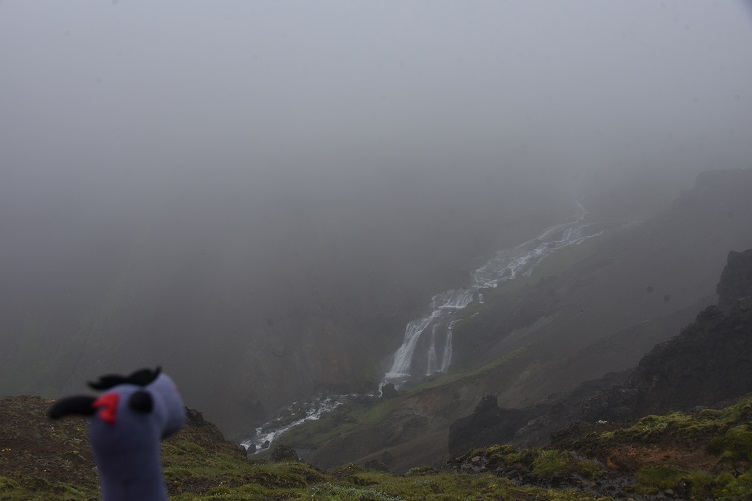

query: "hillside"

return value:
[0, 167, 575, 438]
[449, 249, 752, 453]
[3, 394, 752, 499]
[276, 169, 752, 473]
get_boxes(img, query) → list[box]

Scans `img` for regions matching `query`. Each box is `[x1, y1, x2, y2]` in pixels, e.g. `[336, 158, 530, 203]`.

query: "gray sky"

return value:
[2, 0, 752, 290]
[2, 0, 752, 432]
[2, 1, 751, 193]
[3, 0, 752, 304]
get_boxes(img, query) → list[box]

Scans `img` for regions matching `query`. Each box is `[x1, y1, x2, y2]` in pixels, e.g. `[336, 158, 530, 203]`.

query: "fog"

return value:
[1, 1, 751, 433]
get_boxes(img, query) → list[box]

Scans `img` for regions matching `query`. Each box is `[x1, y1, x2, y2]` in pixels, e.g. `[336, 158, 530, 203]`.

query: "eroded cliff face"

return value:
[449, 246, 752, 455]
[718, 249, 752, 311]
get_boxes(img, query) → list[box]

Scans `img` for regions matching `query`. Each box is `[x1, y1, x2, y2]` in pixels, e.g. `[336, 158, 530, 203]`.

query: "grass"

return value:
[279, 217, 616, 462]
[277, 397, 402, 448]
[599, 398, 752, 448]
[278, 344, 531, 452]
[403, 346, 529, 394]
[588, 396, 752, 499]
[454, 445, 604, 481]
[7, 393, 752, 499]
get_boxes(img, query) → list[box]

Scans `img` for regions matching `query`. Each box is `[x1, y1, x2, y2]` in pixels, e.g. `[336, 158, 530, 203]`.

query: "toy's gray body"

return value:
[49, 369, 185, 501]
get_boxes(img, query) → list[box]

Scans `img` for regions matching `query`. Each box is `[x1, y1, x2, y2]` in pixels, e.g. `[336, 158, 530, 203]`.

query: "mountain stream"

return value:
[243, 206, 603, 453]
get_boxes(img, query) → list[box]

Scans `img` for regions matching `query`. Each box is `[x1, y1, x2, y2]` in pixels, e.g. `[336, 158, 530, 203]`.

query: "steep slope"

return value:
[450, 395, 752, 499]
[450, 248, 752, 454]
[280, 169, 752, 472]
[455, 170, 752, 395]
[0, 395, 611, 500]
[4, 394, 752, 499]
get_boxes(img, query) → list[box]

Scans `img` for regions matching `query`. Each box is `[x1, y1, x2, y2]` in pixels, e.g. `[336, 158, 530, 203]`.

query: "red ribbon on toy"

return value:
[93, 393, 120, 425]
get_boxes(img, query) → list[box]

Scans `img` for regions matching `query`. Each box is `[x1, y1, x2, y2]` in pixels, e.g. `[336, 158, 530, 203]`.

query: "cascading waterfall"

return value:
[387, 314, 437, 378]
[425, 325, 438, 376]
[384, 205, 603, 387]
[244, 203, 605, 452]
[384, 288, 473, 384]
[440, 320, 456, 372]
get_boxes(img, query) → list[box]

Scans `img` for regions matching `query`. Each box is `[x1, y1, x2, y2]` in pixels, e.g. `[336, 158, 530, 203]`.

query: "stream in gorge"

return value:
[243, 205, 604, 453]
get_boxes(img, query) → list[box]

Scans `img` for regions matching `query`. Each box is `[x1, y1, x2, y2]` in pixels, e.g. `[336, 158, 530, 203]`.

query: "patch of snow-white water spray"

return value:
[383, 203, 603, 388]
[242, 394, 361, 454]
[243, 204, 605, 451]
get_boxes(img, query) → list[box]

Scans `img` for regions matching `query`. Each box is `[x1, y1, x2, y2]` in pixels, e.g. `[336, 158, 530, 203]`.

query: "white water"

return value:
[242, 394, 351, 453]
[243, 205, 604, 451]
[425, 324, 438, 376]
[384, 205, 602, 387]
[440, 320, 456, 372]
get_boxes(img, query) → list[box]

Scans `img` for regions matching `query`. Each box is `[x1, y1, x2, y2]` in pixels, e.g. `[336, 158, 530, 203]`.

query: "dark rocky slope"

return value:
[281, 169, 752, 473]
[450, 249, 752, 455]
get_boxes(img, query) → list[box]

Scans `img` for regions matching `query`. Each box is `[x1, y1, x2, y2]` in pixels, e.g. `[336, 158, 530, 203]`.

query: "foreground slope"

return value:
[4, 394, 752, 499]
[0, 396, 603, 500]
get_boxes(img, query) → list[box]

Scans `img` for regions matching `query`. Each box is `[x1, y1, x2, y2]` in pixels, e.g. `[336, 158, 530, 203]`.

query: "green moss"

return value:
[685, 471, 714, 499]
[532, 450, 575, 477]
[281, 347, 532, 453]
[502, 448, 538, 469]
[713, 472, 752, 500]
[16, 392, 752, 500]
[404, 466, 436, 477]
[310, 482, 405, 500]
[455, 445, 603, 482]
[483, 444, 518, 467]
[531, 450, 602, 480]
[634, 465, 688, 494]
[280, 398, 401, 448]
[0, 476, 21, 491]
[707, 424, 752, 463]
[600, 397, 752, 449]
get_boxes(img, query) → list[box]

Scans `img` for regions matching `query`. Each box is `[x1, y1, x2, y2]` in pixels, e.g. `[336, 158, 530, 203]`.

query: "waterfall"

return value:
[385, 314, 436, 379]
[243, 202, 605, 452]
[425, 325, 438, 376]
[440, 320, 456, 372]
[384, 208, 604, 387]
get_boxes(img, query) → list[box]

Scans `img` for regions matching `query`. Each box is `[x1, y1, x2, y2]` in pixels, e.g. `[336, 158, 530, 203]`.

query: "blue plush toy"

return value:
[49, 367, 186, 501]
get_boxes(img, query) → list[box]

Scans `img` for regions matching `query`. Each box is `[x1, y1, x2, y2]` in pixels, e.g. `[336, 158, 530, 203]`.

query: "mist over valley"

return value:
[2, 4, 752, 492]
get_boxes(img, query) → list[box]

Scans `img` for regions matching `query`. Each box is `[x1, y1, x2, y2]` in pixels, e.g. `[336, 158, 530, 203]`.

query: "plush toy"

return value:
[49, 367, 185, 501]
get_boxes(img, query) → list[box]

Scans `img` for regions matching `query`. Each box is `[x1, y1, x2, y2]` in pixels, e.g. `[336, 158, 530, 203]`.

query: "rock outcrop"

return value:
[449, 248, 752, 454]
[717, 249, 752, 311]
[448, 395, 535, 456]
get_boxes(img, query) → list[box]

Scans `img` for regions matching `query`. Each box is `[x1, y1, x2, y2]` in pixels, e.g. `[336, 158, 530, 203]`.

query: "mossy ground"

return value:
[551, 396, 752, 499]
[0, 396, 601, 500]
[276, 345, 531, 454]
[5, 394, 752, 500]
[452, 444, 603, 481]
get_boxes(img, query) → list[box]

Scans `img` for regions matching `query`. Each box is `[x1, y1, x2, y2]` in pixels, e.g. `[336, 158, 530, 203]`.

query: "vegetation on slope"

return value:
[4, 394, 752, 500]
[546, 395, 752, 498]
[0, 396, 601, 500]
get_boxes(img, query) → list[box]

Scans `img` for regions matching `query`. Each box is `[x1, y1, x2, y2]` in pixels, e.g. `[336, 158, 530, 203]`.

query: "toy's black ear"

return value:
[129, 390, 153, 414]
[88, 367, 161, 390]
[128, 367, 161, 387]
[49, 395, 97, 420]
